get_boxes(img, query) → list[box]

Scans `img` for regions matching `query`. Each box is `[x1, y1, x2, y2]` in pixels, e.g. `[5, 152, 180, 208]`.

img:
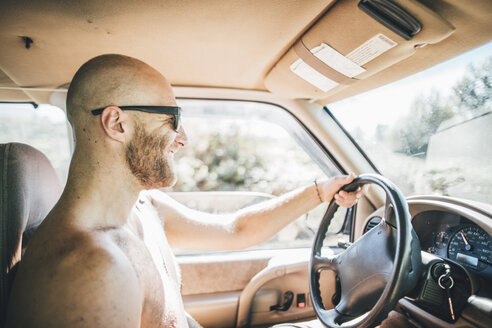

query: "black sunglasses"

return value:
[91, 105, 181, 131]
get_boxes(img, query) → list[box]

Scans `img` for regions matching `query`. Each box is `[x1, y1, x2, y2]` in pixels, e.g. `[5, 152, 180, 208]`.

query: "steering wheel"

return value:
[310, 174, 422, 328]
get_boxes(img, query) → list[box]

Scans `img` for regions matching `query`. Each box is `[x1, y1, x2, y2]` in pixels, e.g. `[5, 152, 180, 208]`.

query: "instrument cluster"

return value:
[412, 210, 492, 275]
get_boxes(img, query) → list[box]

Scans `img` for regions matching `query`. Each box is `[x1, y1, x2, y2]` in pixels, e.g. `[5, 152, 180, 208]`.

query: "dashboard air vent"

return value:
[364, 216, 382, 234]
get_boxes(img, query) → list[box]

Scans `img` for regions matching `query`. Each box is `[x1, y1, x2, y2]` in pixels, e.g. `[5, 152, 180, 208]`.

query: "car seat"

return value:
[0, 143, 62, 324]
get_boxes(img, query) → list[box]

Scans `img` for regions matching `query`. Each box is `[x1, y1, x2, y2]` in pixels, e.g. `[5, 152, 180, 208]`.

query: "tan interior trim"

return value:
[0, 0, 490, 104]
[0, 0, 335, 103]
[293, 40, 357, 85]
[0, 86, 67, 92]
[357, 198, 492, 241]
[183, 291, 240, 328]
[235, 259, 310, 327]
[264, 0, 456, 100]
[179, 256, 268, 296]
[406, 199, 492, 236]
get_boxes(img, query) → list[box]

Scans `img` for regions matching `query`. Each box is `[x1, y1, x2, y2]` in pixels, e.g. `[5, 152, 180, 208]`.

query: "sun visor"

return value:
[264, 0, 455, 100]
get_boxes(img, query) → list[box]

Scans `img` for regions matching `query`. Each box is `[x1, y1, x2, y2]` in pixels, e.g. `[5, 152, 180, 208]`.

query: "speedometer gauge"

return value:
[448, 225, 492, 271]
[434, 231, 449, 248]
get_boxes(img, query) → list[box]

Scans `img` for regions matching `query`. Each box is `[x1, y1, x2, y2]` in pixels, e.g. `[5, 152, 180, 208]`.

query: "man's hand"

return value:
[318, 174, 364, 207]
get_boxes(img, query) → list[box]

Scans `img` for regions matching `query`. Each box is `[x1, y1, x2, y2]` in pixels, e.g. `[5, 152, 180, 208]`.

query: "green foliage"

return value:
[172, 118, 324, 195]
[173, 129, 267, 192]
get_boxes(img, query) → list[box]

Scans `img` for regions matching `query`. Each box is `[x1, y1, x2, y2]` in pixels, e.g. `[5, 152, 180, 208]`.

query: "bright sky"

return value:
[0, 103, 66, 122]
[328, 41, 492, 135]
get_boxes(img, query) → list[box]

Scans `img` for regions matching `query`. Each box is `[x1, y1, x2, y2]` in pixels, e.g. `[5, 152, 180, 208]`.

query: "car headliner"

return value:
[0, 0, 491, 105]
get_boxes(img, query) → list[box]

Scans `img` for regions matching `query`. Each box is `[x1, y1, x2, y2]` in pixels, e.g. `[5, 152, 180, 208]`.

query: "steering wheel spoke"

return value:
[319, 308, 367, 327]
[319, 308, 343, 327]
[384, 195, 393, 223]
[312, 253, 338, 272]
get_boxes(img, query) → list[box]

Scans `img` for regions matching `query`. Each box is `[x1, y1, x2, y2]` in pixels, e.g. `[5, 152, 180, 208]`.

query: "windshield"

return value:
[329, 42, 492, 204]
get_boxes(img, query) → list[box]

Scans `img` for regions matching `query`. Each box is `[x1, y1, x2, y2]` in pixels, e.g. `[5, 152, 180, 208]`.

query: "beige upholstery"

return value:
[0, 0, 490, 105]
[264, 0, 455, 99]
[0, 0, 332, 104]
[0, 143, 62, 324]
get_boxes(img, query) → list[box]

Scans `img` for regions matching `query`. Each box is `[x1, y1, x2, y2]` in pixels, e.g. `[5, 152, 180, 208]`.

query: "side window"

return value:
[169, 100, 348, 253]
[0, 103, 71, 183]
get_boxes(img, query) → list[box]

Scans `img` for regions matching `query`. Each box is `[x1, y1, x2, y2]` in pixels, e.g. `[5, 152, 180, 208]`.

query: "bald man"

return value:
[6, 54, 362, 328]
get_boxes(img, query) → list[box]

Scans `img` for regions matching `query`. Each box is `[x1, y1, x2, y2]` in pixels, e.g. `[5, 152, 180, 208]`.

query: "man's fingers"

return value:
[334, 184, 365, 207]
[338, 187, 361, 199]
[322, 174, 362, 204]
[335, 198, 357, 207]
[333, 173, 354, 188]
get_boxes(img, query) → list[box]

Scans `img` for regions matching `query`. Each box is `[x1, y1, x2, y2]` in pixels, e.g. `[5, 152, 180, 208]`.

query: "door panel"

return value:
[180, 254, 269, 296]
[183, 291, 241, 328]
[179, 249, 337, 327]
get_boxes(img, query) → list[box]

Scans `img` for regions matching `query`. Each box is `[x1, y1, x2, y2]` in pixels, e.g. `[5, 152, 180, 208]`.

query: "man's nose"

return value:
[176, 125, 188, 147]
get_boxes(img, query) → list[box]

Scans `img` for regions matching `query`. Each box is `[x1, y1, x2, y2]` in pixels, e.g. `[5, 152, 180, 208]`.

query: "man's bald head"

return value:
[64, 54, 186, 190]
[66, 54, 176, 131]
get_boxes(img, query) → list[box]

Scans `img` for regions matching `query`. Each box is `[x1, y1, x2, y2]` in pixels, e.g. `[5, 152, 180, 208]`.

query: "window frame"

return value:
[170, 98, 350, 254]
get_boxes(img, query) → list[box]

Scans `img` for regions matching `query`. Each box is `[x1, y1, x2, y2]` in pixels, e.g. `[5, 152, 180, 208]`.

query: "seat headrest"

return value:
[0, 142, 62, 320]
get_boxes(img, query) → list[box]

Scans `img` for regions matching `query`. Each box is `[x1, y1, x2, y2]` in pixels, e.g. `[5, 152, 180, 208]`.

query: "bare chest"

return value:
[126, 238, 183, 327]
[113, 214, 187, 327]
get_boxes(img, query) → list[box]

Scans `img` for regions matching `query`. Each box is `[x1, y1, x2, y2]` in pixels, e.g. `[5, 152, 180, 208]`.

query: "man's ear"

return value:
[100, 106, 127, 143]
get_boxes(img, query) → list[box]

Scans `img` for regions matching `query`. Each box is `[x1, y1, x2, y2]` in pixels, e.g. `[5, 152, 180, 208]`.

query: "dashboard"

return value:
[412, 210, 492, 277]
[362, 196, 492, 327]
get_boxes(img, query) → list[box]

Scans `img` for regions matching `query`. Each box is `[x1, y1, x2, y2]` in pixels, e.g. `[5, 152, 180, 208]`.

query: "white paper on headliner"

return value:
[290, 43, 365, 92]
[346, 33, 397, 66]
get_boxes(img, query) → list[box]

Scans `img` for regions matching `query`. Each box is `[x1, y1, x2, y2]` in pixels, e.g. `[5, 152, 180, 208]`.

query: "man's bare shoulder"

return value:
[7, 221, 142, 328]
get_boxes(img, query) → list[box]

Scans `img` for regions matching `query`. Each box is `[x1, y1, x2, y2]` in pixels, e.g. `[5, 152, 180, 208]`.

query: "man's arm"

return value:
[7, 239, 142, 328]
[150, 175, 362, 250]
